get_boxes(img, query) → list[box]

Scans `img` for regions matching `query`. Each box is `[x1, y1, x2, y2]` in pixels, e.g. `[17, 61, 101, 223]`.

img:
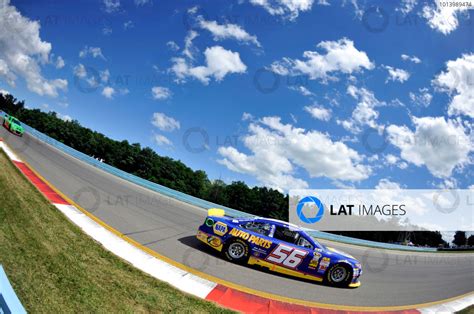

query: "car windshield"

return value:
[308, 235, 325, 250]
[12, 119, 21, 125]
[241, 221, 272, 236]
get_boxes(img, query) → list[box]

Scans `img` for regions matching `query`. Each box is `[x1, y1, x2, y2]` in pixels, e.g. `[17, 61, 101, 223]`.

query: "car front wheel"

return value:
[325, 264, 353, 287]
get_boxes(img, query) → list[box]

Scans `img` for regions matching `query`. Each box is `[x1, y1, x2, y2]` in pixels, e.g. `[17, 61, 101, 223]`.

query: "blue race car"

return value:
[197, 209, 362, 287]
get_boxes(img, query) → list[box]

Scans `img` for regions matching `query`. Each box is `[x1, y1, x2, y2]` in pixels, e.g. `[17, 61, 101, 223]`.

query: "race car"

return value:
[2, 114, 24, 136]
[197, 209, 362, 287]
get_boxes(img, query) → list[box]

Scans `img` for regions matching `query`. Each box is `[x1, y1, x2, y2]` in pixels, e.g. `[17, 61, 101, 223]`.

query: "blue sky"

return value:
[0, 0, 473, 192]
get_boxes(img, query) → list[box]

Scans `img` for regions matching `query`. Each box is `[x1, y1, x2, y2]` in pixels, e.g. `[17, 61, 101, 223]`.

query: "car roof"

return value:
[251, 217, 302, 231]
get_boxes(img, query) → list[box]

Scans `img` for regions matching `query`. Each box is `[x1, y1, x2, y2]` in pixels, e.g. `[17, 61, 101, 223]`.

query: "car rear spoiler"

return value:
[207, 208, 225, 217]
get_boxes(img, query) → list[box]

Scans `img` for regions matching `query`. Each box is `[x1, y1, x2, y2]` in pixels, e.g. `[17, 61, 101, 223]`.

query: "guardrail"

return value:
[0, 265, 26, 314]
[1, 113, 437, 252]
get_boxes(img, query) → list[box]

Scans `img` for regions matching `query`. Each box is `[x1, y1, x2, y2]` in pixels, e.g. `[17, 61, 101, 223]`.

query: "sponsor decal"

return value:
[229, 228, 272, 248]
[318, 257, 331, 274]
[213, 222, 228, 236]
[308, 252, 322, 269]
[207, 236, 222, 248]
[252, 247, 268, 256]
[196, 230, 208, 242]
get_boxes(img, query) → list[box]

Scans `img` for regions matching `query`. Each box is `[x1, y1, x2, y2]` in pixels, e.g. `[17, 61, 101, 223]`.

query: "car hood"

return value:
[324, 246, 359, 265]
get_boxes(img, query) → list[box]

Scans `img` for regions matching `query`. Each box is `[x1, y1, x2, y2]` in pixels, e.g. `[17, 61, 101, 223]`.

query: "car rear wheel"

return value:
[224, 239, 249, 264]
[325, 264, 352, 287]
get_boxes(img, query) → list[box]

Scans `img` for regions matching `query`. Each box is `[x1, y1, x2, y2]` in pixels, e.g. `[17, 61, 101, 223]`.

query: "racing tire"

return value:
[223, 238, 249, 264]
[325, 263, 353, 287]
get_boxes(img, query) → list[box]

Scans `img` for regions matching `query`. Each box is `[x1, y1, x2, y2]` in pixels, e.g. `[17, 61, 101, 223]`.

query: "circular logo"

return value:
[362, 6, 389, 33]
[253, 68, 280, 94]
[182, 127, 209, 154]
[296, 196, 324, 224]
[73, 186, 101, 213]
[433, 189, 460, 214]
[361, 127, 388, 154]
[73, 65, 100, 94]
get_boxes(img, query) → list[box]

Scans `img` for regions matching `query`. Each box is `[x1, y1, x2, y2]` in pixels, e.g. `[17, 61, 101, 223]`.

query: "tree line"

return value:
[0, 93, 449, 247]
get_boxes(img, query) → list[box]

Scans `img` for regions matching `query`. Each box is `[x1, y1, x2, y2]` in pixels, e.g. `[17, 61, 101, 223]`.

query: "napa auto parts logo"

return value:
[290, 189, 473, 232]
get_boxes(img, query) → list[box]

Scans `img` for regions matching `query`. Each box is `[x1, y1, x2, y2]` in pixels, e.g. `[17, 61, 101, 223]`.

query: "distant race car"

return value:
[197, 209, 362, 287]
[2, 114, 24, 136]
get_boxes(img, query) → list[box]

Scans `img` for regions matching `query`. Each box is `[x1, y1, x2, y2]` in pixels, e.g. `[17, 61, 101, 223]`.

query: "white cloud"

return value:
[73, 64, 87, 78]
[197, 16, 261, 47]
[337, 85, 384, 133]
[118, 88, 129, 95]
[151, 112, 180, 131]
[100, 69, 110, 83]
[383, 65, 410, 83]
[79, 46, 106, 60]
[123, 20, 134, 30]
[304, 104, 331, 121]
[0, 1, 68, 97]
[0, 88, 10, 95]
[401, 54, 421, 64]
[385, 154, 399, 165]
[166, 41, 180, 51]
[375, 178, 402, 190]
[387, 116, 472, 178]
[101, 86, 115, 99]
[384, 154, 409, 169]
[55, 56, 65, 69]
[270, 38, 374, 82]
[153, 134, 172, 146]
[218, 116, 370, 191]
[242, 112, 254, 121]
[183, 30, 199, 60]
[396, 0, 417, 15]
[422, 3, 469, 35]
[433, 53, 474, 118]
[409, 87, 432, 107]
[151, 86, 172, 100]
[58, 113, 72, 122]
[103, 0, 120, 13]
[249, 0, 315, 20]
[171, 46, 247, 84]
[73, 64, 105, 90]
[102, 27, 113, 35]
[288, 85, 313, 96]
[135, 0, 151, 5]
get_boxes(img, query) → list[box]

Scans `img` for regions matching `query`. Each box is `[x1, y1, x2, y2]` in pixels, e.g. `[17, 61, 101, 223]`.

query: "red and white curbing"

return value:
[1, 138, 472, 314]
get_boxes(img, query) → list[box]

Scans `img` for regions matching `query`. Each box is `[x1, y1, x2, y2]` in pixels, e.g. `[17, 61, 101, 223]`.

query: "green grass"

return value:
[0, 150, 234, 313]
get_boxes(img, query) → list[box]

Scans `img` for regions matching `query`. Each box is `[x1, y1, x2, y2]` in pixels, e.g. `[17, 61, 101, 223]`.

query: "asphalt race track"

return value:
[1, 127, 473, 307]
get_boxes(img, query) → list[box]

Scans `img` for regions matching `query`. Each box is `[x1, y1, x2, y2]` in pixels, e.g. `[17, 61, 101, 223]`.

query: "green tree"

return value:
[453, 231, 467, 247]
[467, 234, 474, 247]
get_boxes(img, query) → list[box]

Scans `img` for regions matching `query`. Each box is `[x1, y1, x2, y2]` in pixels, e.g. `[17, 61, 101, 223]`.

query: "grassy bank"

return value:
[0, 150, 232, 313]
